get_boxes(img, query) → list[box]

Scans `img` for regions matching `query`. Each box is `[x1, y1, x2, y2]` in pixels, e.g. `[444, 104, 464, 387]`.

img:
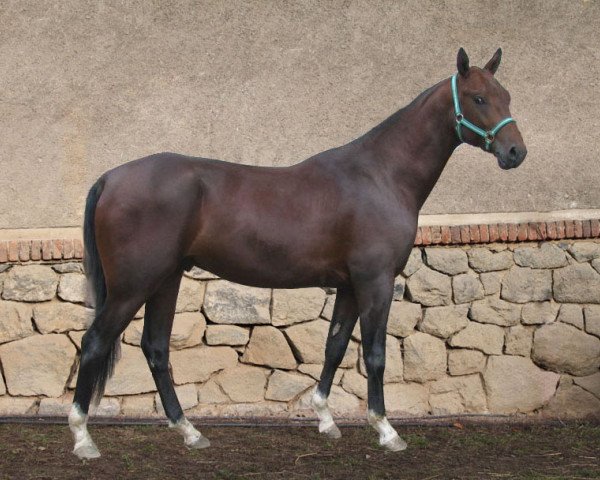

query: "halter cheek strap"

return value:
[451, 73, 516, 151]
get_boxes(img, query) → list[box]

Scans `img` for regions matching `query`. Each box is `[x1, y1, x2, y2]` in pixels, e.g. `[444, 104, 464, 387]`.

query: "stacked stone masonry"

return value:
[0, 236, 599, 420]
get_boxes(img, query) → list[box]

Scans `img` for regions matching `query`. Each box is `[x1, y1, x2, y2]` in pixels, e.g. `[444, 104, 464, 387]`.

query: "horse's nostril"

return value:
[509, 146, 518, 160]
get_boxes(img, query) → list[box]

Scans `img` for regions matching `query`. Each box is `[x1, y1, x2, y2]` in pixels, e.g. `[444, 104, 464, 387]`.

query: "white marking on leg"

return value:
[368, 410, 407, 451]
[69, 403, 101, 459]
[169, 417, 210, 449]
[311, 389, 341, 438]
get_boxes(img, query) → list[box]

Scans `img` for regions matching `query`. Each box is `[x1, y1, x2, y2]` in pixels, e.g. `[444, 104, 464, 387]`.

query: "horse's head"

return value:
[453, 48, 527, 169]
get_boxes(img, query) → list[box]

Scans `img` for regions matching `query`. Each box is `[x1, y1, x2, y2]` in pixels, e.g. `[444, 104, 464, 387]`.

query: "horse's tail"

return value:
[83, 177, 120, 403]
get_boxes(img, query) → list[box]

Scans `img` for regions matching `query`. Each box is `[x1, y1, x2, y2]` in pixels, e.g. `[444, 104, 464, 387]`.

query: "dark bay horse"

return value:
[69, 48, 526, 458]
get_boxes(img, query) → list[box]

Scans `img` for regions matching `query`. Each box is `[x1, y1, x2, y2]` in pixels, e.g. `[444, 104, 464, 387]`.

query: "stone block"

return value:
[403, 332, 446, 383]
[175, 277, 205, 313]
[584, 305, 600, 337]
[479, 271, 504, 295]
[532, 323, 600, 376]
[419, 305, 468, 338]
[320, 295, 335, 320]
[470, 298, 521, 326]
[0, 370, 5, 395]
[514, 243, 568, 269]
[272, 288, 326, 326]
[573, 371, 600, 399]
[214, 365, 269, 403]
[448, 322, 504, 354]
[33, 302, 93, 333]
[297, 364, 343, 385]
[0, 334, 76, 397]
[265, 371, 315, 401]
[553, 263, 600, 303]
[93, 397, 121, 416]
[388, 301, 421, 337]
[171, 312, 206, 349]
[38, 395, 74, 416]
[521, 302, 559, 325]
[0, 301, 34, 344]
[501, 267, 552, 303]
[406, 266, 452, 306]
[205, 325, 250, 346]
[504, 325, 534, 356]
[567, 242, 600, 262]
[2, 265, 58, 302]
[52, 262, 83, 274]
[424, 248, 469, 275]
[393, 276, 406, 301]
[57, 273, 87, 304]
[68, 330, 85, 349]
[121, 394, 157, 416]
[184, 266, 218, 280]
[341, 370, 367, 400]
[402, 248, 423, 277]
[295, 385, 361, 415]
[0, 397, 37, 415]
[429, 374, 487, 413]
[447, 349, 485, 376]
[105, 344, 156, 395]
[197, 379, 230, 404]
[171, 346, 238, 385]
[242, 326, 297, 369]
[542, 382, 600, 420]
[384, 383, 429, 416]
[483, 355, 559, 414]
[203, 280, 270, 324]
[467, 248, 513, 272]
[556, 304, 584, 329]
[285, 319, 330, 364]
[452, 273, 484, 304]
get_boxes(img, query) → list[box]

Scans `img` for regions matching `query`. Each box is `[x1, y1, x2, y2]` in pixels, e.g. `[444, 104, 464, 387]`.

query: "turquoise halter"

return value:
[451, 73, 516, 151]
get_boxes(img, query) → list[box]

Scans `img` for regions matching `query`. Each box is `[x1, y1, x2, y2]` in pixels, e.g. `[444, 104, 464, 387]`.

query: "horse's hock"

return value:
[0, 229, 599, 420]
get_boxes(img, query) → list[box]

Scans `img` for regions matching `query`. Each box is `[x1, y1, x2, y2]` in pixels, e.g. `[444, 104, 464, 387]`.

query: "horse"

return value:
[69, 48, 527, 458]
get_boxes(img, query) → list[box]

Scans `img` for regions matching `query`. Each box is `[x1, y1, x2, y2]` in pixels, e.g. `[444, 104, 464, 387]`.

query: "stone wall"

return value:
[0, 239, 599, 420]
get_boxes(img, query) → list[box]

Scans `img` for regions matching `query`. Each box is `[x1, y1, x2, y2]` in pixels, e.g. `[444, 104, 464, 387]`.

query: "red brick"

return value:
[556, 221, 566, 239]
[8, 241, 19, 262]
[536, 222, 547, 240]
[573, 220, 583, 238]
[460, 225, 470, 244]
[469, 225, 481, 243]
[516, 223, 528, 242]
[440, 226, 451, 245]
[42, 240, 53, 260]
[547, 222, 557, 240]
[489, 224, 499, 243]
[479, 224, 490, 243]
[52, 240, 64, 260]
[527, 223, 539, 241]
[582, 220, 591, 238]
[431, 226, 442, 244]
[564, 220, 574, 238]
[414, 228, 422, 246]
[0, 242, 7, 263]
[30, 240, 42, 261]
[450, 226, 461, 244]
[421, 227, 432, 246]
[508, 224, 518, 242]
[63, 239, 74, 259]
[18, 241, 30, 262]
[591, 219, 600, 238]
[74, 240, 84, 259]
[498, 224, 508, 242]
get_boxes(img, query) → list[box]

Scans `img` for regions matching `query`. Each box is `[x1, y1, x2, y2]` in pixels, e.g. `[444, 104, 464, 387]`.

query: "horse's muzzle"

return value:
[496, 144, 527, 170]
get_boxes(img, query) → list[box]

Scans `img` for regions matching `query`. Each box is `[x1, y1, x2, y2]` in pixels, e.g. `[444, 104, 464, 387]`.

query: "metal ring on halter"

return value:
[485, 132, 495, 143]
[456, 113, 464, 122]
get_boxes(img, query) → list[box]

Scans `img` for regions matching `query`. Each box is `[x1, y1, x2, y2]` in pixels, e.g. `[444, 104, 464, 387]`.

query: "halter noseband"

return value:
[451, 73, 516, 151]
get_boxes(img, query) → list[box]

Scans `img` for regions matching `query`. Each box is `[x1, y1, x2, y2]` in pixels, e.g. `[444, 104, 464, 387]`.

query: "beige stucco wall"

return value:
[1, 0, 599, 229]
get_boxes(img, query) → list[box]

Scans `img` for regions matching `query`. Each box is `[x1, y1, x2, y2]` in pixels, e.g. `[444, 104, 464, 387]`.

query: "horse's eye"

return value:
[474, 96, 486, 105]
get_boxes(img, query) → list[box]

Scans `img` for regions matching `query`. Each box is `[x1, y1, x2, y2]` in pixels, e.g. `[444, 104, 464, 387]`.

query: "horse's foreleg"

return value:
[354, 272, 407, 452]
[141, 271, 210, 450]
[70, 298, 140, 459]
[312, 287, 358, 439]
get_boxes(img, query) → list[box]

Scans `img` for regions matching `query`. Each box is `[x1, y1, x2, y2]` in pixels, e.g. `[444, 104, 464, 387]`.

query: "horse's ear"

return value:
[457, 48, 470, 77]
[484, 48, 502, 75]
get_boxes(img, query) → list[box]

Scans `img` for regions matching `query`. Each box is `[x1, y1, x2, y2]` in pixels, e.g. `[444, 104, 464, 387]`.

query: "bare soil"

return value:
[0, 421, 598, 479]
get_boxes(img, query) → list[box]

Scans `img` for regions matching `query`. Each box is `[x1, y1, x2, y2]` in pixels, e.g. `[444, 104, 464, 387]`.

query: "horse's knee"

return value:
[364, 346, 385, 377]
[141, 338, 169, 372]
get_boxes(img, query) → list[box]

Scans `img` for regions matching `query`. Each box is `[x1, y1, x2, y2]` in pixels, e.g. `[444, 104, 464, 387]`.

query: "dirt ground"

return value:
[0, 421, 598, 479]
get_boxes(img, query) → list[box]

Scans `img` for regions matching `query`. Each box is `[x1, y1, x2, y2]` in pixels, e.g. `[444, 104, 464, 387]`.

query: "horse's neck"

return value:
[362, 78, 459, 212]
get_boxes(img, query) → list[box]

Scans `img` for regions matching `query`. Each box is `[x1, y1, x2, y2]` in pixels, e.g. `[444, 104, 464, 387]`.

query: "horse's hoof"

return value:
[73, 443, 101, 460]
[186, 435, 211, 450]
[382, 435, 407, 452]
[321, 423, 342, 439]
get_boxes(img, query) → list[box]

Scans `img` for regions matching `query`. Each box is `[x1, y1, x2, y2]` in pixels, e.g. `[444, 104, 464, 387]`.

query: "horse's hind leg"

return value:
[354, 272, 406, 452]
[69, 295, 142, 459]
[141, 271, 210, 450]
[312, 287, 359, 439]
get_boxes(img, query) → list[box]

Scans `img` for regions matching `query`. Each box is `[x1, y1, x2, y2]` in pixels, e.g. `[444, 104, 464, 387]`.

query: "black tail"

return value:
[83, 177, 120, 404]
